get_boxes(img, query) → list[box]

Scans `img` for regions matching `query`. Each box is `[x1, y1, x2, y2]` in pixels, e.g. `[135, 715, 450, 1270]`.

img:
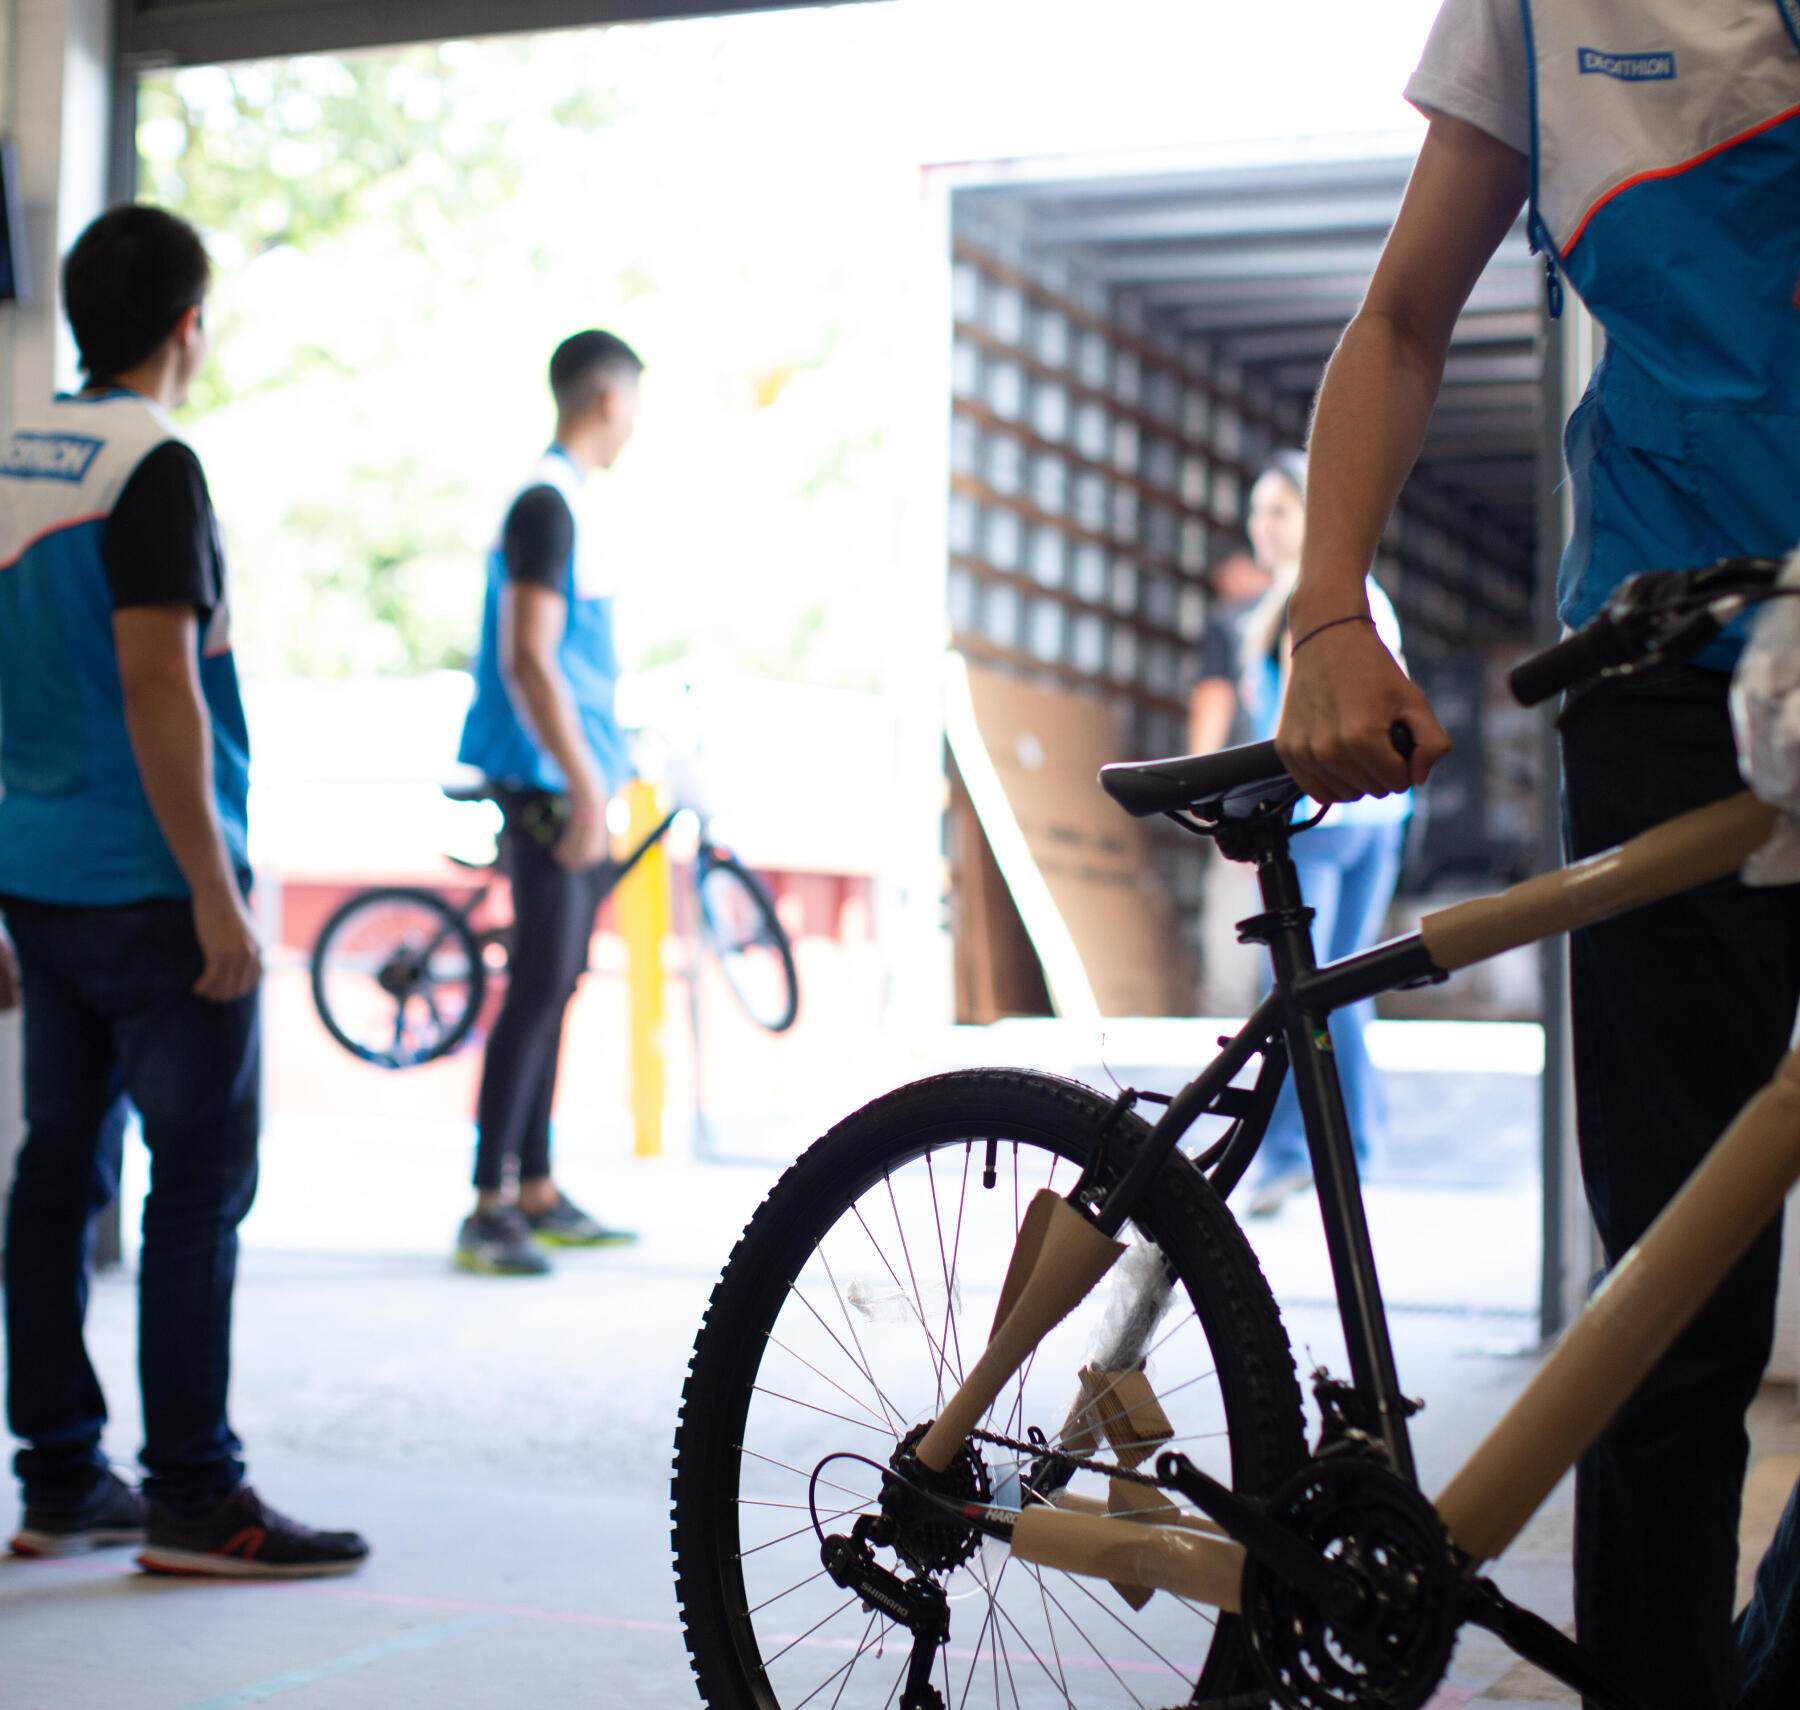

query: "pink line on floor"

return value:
[298, 1584, 682, 1634]
[1425, 1690, 1478, 1709]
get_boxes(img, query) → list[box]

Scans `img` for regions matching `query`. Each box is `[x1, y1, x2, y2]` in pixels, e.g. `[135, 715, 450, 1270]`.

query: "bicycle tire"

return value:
[309, 885, 487, 1069]
[695, 848, 800, 1033]
[671, 1068, 1305, 1710]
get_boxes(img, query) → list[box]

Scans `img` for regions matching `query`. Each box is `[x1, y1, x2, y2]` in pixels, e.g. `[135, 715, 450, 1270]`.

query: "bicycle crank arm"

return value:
[1155, 1451, 1363, 1621]
[1459, 1577, 1653, 1710]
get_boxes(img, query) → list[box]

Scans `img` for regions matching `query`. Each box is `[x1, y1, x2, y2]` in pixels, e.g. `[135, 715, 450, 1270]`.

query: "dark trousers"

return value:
[471, 809, 609, 1192]
[2, 897, 258, 1514]
[1562, 667, 1800, 1710]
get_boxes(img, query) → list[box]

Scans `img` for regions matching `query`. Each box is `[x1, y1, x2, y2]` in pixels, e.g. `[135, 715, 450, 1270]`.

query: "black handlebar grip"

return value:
[1508, 614, 1634, 707]
[1388, 721, 1416, 762]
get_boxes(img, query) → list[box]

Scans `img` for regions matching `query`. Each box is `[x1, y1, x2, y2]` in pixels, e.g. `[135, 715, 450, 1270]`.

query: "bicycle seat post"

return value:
[1239, 818, 1420, 1482]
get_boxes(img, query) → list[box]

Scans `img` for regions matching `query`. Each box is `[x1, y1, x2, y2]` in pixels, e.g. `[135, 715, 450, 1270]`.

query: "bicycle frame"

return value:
[909, 788, 1791, 1632]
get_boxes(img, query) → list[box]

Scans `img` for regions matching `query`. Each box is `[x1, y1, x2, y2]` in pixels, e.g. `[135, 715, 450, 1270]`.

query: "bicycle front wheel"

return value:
[309, 886, 487, 1069]
[696, 848, 799, 1033]
[672, 1069, 1305, 1710]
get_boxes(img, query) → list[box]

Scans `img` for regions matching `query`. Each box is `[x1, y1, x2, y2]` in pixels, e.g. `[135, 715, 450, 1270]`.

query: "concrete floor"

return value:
[2, 1056, 1794, 1708]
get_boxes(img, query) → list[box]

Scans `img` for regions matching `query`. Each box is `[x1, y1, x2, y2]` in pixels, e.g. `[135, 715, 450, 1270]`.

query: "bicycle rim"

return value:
[672, 1069, 1304, 1710]
[697, 850, 799, 1033]
[310, 887, 485, 1068]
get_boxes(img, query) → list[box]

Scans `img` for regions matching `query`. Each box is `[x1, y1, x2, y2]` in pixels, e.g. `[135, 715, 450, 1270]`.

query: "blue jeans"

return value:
[1, 896, 259, 1515]
[1256, 819, 1405, 1179]
[1562, 668, 1800, 1710]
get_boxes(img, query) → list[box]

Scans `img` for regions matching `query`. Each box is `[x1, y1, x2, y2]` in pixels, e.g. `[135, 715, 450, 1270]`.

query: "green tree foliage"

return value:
[139, 50, 524, 415]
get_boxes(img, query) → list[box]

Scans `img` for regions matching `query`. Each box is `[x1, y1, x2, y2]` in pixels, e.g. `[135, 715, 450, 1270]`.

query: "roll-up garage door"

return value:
[119, 0, 873, 68]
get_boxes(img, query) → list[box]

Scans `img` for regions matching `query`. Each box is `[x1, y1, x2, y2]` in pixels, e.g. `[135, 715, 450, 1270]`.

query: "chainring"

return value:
[1240, 1456, 1458, 1710]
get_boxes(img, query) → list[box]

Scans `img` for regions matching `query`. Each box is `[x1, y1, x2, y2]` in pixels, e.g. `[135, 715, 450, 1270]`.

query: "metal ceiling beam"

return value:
[1088, 240, 1392, 286]
[958, 157, 1416, 212]
[1027, 194, 1405, 248]
[1154, 261, 1538, 316]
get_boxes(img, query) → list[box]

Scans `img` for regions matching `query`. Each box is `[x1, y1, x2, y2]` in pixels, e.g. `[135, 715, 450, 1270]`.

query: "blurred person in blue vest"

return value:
[1236, 450, 1411, 1219]
[0, 206, 367, 1576]
[455, 331, 644, 1276]
[1273, 5, 1800, 1704]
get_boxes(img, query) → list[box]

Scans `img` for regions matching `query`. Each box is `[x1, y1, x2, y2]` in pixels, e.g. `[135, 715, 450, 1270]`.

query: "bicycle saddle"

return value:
[441, 777, 499, 805]
[1098, 740, 1295, 819]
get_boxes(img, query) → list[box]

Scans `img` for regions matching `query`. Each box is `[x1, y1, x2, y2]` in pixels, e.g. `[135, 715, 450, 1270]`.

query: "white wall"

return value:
[0, 0, 113, 1224]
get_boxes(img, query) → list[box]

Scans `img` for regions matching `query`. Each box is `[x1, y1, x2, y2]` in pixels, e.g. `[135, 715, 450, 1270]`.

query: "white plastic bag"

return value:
[1730, 544, 1800, 885]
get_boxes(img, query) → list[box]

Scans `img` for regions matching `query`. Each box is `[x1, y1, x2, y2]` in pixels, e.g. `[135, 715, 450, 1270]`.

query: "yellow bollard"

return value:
[615, 778, 668, 1158]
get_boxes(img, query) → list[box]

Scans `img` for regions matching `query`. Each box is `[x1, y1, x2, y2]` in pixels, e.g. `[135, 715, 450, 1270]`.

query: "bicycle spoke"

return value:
[987, 1586, 1077, 1710]
[795, 1610, 883, 1710]
[1025, 1571, 1152, 1708]
[811, 1250, 908, 1431]
[762, 1594, 864, 1667]
[884, 1171, 961, 1396]
[926, 1148, 969, 1389]
[752, 1385, 896, 1437]
[738, 1505, 863, 1561]
[849, 1202, 956, 1402]
[1057, 1559, 1202, 1680]
[767, 1332, 898, 1434]
[748, 1566, 832, 1618]
[737, 1445, 870, 1507]
[956, 1586, 1001, 1710]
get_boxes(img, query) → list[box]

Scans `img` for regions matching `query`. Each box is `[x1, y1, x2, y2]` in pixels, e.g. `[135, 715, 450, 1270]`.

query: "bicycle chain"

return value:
[966, 1425, 1171, 1490]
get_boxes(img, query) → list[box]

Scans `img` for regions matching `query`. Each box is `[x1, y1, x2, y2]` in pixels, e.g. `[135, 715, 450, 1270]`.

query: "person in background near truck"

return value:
[0, 205, 368, 1576]
[1187, 539, 1271, 1016]
[1236, 450, 1410, 1219]
[454, 331, 645, 1276]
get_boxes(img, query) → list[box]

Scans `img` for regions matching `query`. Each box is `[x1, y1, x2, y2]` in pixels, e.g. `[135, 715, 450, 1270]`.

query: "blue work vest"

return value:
[1519, 0, 1800, 661]
[457, 447, 628, 794]
[0, 394, 250, 905]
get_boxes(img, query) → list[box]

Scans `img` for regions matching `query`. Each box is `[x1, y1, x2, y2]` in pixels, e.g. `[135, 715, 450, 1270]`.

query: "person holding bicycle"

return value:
[1273, 7, 1800, 1706]
[453, 330, 645, 1275]
[0, 207, 368, 1576]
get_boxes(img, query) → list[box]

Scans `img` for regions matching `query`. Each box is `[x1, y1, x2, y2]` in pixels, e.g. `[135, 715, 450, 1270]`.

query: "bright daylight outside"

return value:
[20, 0, 1713, 1704]
[114, 0, 1552, 1384]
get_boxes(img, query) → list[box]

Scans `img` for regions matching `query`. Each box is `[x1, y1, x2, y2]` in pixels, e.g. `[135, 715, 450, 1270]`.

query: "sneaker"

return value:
[10, 1469, 145, 1558]
[455, 1206, 552, 1274]
[138, 1485, 369, 1579]
[523, 1192, 637, 1248]
[1244, 1170, 1314, 1219]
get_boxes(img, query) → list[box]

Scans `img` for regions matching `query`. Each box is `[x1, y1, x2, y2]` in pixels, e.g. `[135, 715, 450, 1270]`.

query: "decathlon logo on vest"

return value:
[1577, 47, 1677, 81]
[1, 431, 106, 482]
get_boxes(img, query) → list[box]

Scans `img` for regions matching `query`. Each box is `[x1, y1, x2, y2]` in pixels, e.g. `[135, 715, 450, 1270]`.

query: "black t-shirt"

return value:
[1188, 595, 1259, 750]
[502, 485, 576, 589]
[102, 440, 224, 616]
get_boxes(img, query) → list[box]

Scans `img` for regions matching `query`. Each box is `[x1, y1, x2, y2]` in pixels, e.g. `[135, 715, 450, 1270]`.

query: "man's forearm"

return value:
[121, 676, 240, 901]
[1294, 308, 1451, 627]
[506, 654, 607, 802]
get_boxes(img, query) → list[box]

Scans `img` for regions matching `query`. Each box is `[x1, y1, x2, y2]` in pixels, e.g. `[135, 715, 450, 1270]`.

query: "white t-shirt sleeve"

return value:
[1367, 577, 1407, 679]
[1404, 0, 1531, 157]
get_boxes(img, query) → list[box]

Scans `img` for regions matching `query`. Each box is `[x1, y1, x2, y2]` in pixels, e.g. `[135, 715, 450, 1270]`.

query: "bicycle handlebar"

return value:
[1508, 558, 1785, 709]
[1508, 614, 1639, 707]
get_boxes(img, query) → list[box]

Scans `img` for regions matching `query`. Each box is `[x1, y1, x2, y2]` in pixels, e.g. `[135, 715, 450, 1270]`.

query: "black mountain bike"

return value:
[310, 781, 798, 1069]
[670, 557, 1790, 1710]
